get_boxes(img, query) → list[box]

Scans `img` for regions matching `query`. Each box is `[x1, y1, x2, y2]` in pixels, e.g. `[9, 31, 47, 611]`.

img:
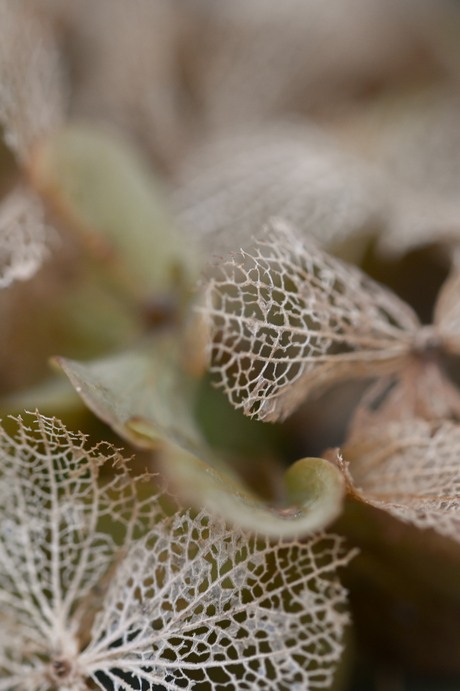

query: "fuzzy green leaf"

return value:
[56, 336, 345, 537]
[31, 124, 200, 301]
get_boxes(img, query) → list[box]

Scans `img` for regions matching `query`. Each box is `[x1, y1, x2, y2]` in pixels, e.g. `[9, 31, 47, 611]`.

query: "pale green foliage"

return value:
[31, 125, 200, 301]
[57, 335, 345, 539]
[0, 412, 353, 690]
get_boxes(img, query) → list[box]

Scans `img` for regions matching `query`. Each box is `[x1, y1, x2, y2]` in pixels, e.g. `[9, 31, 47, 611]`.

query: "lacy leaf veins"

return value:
[341, 418, 460, 543]
[0, 0, 65, 288]
[201, 218, 460, 423]
[0, 412, 353, 691]
[200, 218, 460, 543]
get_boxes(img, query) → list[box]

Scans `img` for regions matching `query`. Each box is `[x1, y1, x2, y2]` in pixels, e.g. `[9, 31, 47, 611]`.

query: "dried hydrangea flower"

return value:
[200, 219, 460, 423]
[341, 418, 460, 543]
[200, 219, 419, 421]
[0, 412, 353, 690]
[0, 0, 65, 288]
[43, 0, 186, 168]
[340, 88, 460, 257]
[0, 187, 51, 289]
[172, 123, 385, 259]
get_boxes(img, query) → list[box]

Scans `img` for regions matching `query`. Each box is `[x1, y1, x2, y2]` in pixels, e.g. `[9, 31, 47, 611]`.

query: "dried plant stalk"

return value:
[0, 412, 353, 690]
[201, 219, 419, 421]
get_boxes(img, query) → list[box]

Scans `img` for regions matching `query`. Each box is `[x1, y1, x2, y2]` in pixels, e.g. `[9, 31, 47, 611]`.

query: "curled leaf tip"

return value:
[57, 339, 345, 538]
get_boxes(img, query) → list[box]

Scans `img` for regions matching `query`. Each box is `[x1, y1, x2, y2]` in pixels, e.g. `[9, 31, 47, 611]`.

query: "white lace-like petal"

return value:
[200, 220, 419, 421]
[0, 412, 353, 691]
[82, 517, 352, 691]
[0, 188, 51, 288]
[344, 419, 460, 543]
[173, 124, 385, 258]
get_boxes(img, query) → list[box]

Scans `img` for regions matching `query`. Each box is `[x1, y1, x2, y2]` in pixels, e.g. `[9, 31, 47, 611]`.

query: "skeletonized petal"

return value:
[81, 512, 353, 691]
[0, 412, 354, 691]
[343, 418, 460, 542]
[186, 0, 443, 130]
[0, 411, 156, 686]
[200, 219, 419, 422]
[0, 187, 51, 288]
[52, 0, 186, 168]
[341, 88, 460, 256]
[433, 249, 460, 356]
[173, 123, 385, 259]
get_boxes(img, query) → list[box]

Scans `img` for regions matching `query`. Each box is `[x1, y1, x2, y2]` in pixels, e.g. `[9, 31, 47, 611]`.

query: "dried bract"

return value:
[0, 412, 353, 690]
[0, 187, 51, 289]
[201, 220, 419, 421]
[343, 419, 460, 543]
